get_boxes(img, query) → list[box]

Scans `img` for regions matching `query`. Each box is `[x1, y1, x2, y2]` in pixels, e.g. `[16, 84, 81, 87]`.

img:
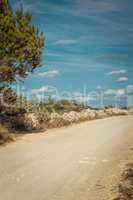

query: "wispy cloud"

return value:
[107, 70, 127, 75]
[45, 52, 61, 57]
[31, 86, 50, 94]
[15, 0, 120, 17]
[31, 85, 57, 94]
[104, 88, 126, 97]
[54, 39, 78, 45]
[117, 76, 128, 82]
[104, 89, 117, 96]
[36, 70, 59, 78]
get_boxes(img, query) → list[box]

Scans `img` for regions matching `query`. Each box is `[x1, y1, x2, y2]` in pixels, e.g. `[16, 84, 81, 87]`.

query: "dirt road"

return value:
[0, 116, 133, 200]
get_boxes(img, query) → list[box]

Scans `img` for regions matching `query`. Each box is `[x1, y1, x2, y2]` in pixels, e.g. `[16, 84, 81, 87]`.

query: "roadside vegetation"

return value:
[114, 163, 133, 200]
[0, 86, 129, 144]
[0, 124, 15, 145]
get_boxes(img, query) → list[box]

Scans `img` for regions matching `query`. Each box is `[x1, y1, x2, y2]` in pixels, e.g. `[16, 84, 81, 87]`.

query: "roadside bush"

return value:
[114, 163, 133, 200]
[36, 109, 50, 125]
[0, 124, 15, 144]
[10, 116, 27, 131]
[0, 87, 27, 115]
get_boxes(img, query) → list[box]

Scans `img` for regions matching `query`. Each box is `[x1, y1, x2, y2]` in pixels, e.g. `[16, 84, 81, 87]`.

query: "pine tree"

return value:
[0, 0, 45, 85]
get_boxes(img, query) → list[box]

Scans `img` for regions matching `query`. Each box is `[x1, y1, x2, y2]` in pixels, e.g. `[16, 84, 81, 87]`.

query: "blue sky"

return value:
[11, 0, 133, 106]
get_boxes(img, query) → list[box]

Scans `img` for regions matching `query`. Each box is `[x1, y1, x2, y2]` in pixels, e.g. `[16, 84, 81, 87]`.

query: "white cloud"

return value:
[116, 89, 126, 97]
[127, 85, 133, 93]
[54, 39, 78, 45]
[104, 89, 117, 96]
[104, 88, 126, 97]
[31, 86, 50, 94]
[36, 70, 59, 78]
[72, 92, 97, 102]
[117, 77, 128, 82]
[96, 85, 102, 90]
[31, 86, 57, 95]
[107, 69, 126, 75]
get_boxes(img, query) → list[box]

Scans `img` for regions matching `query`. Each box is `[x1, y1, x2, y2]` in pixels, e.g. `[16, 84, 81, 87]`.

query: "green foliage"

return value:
[37, 98, 86, 114]
[0, 0, 45, 84]
[0, 87, 27, 115]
